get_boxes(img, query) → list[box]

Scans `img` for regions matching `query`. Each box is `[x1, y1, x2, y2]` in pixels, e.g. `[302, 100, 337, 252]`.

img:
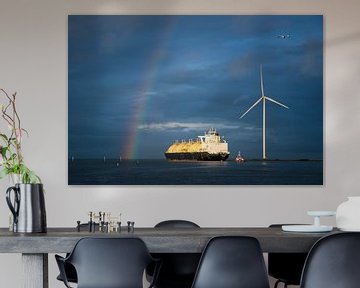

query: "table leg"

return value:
[22, 253, 48, 288]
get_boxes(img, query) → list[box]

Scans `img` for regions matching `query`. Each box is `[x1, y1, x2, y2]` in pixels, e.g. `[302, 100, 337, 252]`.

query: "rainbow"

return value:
[123, 18, 175, 159]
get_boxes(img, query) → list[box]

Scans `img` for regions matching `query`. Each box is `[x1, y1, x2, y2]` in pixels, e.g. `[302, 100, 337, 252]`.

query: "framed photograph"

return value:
[68, 15, 323, 185]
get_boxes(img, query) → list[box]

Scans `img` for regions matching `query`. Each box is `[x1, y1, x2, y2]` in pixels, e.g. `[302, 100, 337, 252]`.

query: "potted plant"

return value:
[0, 89, 40, 183]
[0, 88, 46, 233]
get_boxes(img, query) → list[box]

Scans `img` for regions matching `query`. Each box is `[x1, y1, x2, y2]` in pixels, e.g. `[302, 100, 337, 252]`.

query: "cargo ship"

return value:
[164, 128, 230, 161]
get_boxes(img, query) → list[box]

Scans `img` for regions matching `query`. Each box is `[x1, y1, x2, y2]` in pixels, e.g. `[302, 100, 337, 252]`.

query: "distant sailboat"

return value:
[116, 155, 122, 166]
[103, 155, 106, 162]
[71, 156, 74, 162]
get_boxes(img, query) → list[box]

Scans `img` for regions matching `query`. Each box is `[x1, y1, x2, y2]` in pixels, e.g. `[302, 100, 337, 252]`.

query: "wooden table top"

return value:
[0, 227, 339, 253]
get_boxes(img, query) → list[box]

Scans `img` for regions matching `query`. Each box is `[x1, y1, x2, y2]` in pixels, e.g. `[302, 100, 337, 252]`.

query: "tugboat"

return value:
[235, 151, 245, 162]
[165, 128, 230, 161]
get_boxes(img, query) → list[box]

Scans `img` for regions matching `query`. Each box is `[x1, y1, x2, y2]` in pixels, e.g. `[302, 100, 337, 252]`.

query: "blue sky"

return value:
[68, 15, 323, 160]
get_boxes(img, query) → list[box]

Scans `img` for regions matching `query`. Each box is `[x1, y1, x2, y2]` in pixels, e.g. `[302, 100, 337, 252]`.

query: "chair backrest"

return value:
[301, 232, 360, 288]
[268, 224, 308, 285]
[67, 237, 154, 288]
[151, 220, 201, 287]
[191, 236, 270, 288]
[155, 220, 200, 228]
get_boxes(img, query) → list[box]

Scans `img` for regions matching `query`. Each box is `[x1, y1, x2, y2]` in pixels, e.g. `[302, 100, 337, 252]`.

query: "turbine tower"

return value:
[240, 65, 289, 160]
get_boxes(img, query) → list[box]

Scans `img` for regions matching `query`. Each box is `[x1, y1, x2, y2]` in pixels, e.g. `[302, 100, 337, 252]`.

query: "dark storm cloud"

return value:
[69, 15, 323, 159]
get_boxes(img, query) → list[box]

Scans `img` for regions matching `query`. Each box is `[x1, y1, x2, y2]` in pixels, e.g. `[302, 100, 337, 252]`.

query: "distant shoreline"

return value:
[244, 159, 323, 162]
[68, 158, 323, 162]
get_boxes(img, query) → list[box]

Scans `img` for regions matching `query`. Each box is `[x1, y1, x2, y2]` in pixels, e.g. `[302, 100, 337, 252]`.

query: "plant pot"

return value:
[9, 174, 22, 185]
[336, 197, 360, 231]
[6, 183, 47, 233]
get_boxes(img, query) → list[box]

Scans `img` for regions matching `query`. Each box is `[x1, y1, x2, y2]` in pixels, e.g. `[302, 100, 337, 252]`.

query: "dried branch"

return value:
[0, 88, 39, 183]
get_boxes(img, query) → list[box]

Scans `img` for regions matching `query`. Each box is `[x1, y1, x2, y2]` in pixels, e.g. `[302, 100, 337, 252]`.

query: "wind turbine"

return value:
[240, 65, 289, 160]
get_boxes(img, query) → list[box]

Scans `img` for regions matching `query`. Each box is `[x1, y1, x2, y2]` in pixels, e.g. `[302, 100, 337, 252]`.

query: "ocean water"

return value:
[68, 159, 323, 185]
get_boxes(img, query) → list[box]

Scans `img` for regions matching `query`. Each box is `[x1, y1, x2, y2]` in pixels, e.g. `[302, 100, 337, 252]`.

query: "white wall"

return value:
[0, 0, 360, 287]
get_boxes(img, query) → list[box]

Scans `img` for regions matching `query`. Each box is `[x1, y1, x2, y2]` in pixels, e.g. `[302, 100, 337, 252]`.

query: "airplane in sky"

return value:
[276, 34, 291, 39]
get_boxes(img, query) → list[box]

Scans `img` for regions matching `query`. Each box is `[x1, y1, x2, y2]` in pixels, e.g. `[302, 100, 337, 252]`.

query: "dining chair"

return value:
[56, 262, 77, 284]
[300, 232, 360, 288]
[268, 224, 308, 288]
[146, 220, 201, 288]
[191, 236, 270, 288]
[55, 237, 161, 288]
[56, 223, 99, 284]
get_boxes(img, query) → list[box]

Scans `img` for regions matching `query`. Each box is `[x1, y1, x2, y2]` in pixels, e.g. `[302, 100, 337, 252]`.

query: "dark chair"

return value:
[154, 220, 200, 229]
[268, 224, 308, 288]
[300, 232, 360, 288]
[56, 262, 77, 284]
[56, 223, 99, 284]
[55, 237, 160, 288]
[147, 220, 201, 288]
[191, 236, 270, 288]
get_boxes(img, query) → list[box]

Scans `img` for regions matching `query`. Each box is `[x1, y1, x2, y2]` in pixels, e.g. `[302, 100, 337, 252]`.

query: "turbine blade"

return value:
[240, 97, 263, 118]
[265, 96, 289, 109]
[260, 64, 264, 97]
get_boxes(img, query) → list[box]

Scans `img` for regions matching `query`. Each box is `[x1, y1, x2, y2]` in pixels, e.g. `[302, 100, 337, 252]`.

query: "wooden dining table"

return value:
[0, 226, 339, 288]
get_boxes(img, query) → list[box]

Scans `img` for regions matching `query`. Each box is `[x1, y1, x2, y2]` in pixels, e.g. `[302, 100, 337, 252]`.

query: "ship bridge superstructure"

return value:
[198, 128, 227, 144]
[197, 128, 228, 154]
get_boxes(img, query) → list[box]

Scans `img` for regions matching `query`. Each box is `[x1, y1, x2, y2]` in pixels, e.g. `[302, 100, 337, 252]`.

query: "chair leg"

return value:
[274, 280, 290, 288]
